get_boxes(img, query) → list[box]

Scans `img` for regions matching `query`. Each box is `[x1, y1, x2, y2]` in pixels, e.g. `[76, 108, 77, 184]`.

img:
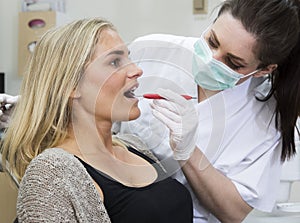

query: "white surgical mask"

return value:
[192, 30, 259, 91]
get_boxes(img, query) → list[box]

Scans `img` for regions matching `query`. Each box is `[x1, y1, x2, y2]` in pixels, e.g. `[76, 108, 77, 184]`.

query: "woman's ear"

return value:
[254, 64, 278, 77]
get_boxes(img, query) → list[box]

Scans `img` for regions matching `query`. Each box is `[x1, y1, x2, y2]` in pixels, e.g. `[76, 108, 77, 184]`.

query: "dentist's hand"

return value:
[0, 94, 19, 129]
[151, 89, 198, 160]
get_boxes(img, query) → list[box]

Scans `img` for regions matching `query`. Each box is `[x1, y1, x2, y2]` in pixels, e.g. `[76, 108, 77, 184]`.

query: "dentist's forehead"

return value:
[212, 12, 257, 63]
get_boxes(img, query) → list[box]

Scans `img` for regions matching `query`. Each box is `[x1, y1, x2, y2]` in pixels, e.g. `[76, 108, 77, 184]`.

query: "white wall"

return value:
[0, 0, 21, 95]
[0, 0, 222, 94]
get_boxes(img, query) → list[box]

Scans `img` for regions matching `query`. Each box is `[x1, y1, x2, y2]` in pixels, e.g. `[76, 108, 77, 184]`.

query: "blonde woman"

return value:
[1, 18, 193, 222]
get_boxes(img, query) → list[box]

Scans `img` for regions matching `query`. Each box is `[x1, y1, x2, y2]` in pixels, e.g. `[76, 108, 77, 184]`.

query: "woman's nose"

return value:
[127, 63, 143, 78]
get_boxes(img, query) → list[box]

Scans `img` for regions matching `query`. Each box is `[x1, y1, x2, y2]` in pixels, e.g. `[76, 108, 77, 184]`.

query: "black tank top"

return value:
[76, 146, 193, 223]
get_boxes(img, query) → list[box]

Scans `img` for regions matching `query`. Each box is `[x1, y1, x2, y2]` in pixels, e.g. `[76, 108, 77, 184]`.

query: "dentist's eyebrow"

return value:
[211, 29, 248, 65]
[211, 29, 220, 46]
[227, 53, 248, 66]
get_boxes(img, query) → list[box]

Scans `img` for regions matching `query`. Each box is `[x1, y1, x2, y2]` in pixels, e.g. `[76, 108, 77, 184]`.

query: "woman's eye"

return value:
[111, 58, 121, 67]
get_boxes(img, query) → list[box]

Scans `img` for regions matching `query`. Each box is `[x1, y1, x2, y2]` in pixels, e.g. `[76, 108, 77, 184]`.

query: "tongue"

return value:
[124, 91, 135, 98]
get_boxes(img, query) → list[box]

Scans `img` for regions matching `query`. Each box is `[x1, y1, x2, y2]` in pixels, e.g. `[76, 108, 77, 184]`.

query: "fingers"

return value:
[151, 101, 181, 123]
[0, 95, 19, 120]
[152, 98, 183, 116]
[0, 113, 10, 122]
[6, 95, 19, 104]
[0, 94, 19, 105]
[0, 112, 10, 129]
[0, 94, 8, 103]
[152, 109, 176, 131]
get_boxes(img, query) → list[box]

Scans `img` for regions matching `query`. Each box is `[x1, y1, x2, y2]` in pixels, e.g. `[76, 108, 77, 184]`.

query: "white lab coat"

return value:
[114, 34, 282, 223]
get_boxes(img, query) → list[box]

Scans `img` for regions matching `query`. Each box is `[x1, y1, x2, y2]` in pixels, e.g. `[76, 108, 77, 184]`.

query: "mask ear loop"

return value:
[240, 68, 262, 79]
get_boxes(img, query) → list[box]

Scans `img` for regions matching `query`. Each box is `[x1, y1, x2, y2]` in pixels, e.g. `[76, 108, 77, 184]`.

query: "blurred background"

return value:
[0, 0, 222, 95]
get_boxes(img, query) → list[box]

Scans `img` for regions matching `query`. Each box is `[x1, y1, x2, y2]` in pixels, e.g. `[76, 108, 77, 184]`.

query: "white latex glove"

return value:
[150, 89, 198, 160]
[0, 94, 20, 129]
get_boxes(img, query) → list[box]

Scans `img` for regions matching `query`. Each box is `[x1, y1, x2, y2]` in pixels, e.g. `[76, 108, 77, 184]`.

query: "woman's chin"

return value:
[112, 107, 141, 122]
[128, 108, 141, 121]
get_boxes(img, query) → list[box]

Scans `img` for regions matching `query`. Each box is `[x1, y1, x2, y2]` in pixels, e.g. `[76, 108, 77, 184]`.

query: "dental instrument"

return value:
[139, 93, 197, 100]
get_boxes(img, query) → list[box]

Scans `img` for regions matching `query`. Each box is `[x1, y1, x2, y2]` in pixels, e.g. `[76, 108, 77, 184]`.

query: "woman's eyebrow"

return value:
[106, 50, 125, 57]
[105, 49, 130, 57]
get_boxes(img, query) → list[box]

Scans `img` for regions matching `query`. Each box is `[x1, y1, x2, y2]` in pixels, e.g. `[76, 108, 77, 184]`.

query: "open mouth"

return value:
[124, 85, 137, 98]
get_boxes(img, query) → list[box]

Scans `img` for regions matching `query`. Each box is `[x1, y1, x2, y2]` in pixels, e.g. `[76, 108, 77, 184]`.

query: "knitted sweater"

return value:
[17, 148, 111, 222]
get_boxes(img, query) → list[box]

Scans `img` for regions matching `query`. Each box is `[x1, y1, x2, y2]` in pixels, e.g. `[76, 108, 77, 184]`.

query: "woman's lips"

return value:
[123, 84, 138, 98]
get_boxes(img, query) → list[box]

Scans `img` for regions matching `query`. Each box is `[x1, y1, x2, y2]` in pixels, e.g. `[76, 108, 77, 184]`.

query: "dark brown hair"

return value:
[218, 0, 300, 161]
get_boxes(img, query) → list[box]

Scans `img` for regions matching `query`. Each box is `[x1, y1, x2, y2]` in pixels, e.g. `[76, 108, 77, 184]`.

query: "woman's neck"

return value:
[60, 116, 115, 158]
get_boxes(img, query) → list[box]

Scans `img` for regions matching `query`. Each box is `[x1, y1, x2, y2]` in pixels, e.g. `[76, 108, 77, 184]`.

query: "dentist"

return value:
[116, 0, 300, 222]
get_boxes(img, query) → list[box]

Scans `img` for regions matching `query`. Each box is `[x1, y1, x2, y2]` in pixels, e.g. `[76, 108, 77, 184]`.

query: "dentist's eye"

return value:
[225, 58, 244, 70]
[208, 36, 218, 49]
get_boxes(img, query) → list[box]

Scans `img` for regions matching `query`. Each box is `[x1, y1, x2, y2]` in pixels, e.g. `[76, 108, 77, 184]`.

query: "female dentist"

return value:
[117, 0, 300, 222]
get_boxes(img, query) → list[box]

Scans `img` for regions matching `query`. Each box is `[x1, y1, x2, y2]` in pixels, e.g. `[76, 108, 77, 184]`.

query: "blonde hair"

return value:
[1, 18, 115, 182]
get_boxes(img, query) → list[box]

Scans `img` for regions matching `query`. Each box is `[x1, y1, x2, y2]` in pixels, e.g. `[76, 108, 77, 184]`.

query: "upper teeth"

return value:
[130, 86, 137, 92]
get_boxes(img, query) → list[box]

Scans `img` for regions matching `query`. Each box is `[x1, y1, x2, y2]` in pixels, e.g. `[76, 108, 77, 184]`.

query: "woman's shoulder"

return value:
[18, 149, 111, 222]
[33, 147, 75, 161]
[23, 148, 88, 182]
[29, 148, 79, 169]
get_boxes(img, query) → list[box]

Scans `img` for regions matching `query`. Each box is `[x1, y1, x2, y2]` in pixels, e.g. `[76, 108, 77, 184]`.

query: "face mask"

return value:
[192, 31, 259, 91]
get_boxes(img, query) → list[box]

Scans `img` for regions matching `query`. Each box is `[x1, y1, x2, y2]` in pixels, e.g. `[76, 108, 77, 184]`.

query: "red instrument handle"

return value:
[143, 93, 194, 100]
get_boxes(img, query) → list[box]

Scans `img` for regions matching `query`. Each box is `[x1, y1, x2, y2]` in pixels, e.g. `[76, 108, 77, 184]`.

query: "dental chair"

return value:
[243, 119, 300, 222]
[0, 152, 19, 223]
